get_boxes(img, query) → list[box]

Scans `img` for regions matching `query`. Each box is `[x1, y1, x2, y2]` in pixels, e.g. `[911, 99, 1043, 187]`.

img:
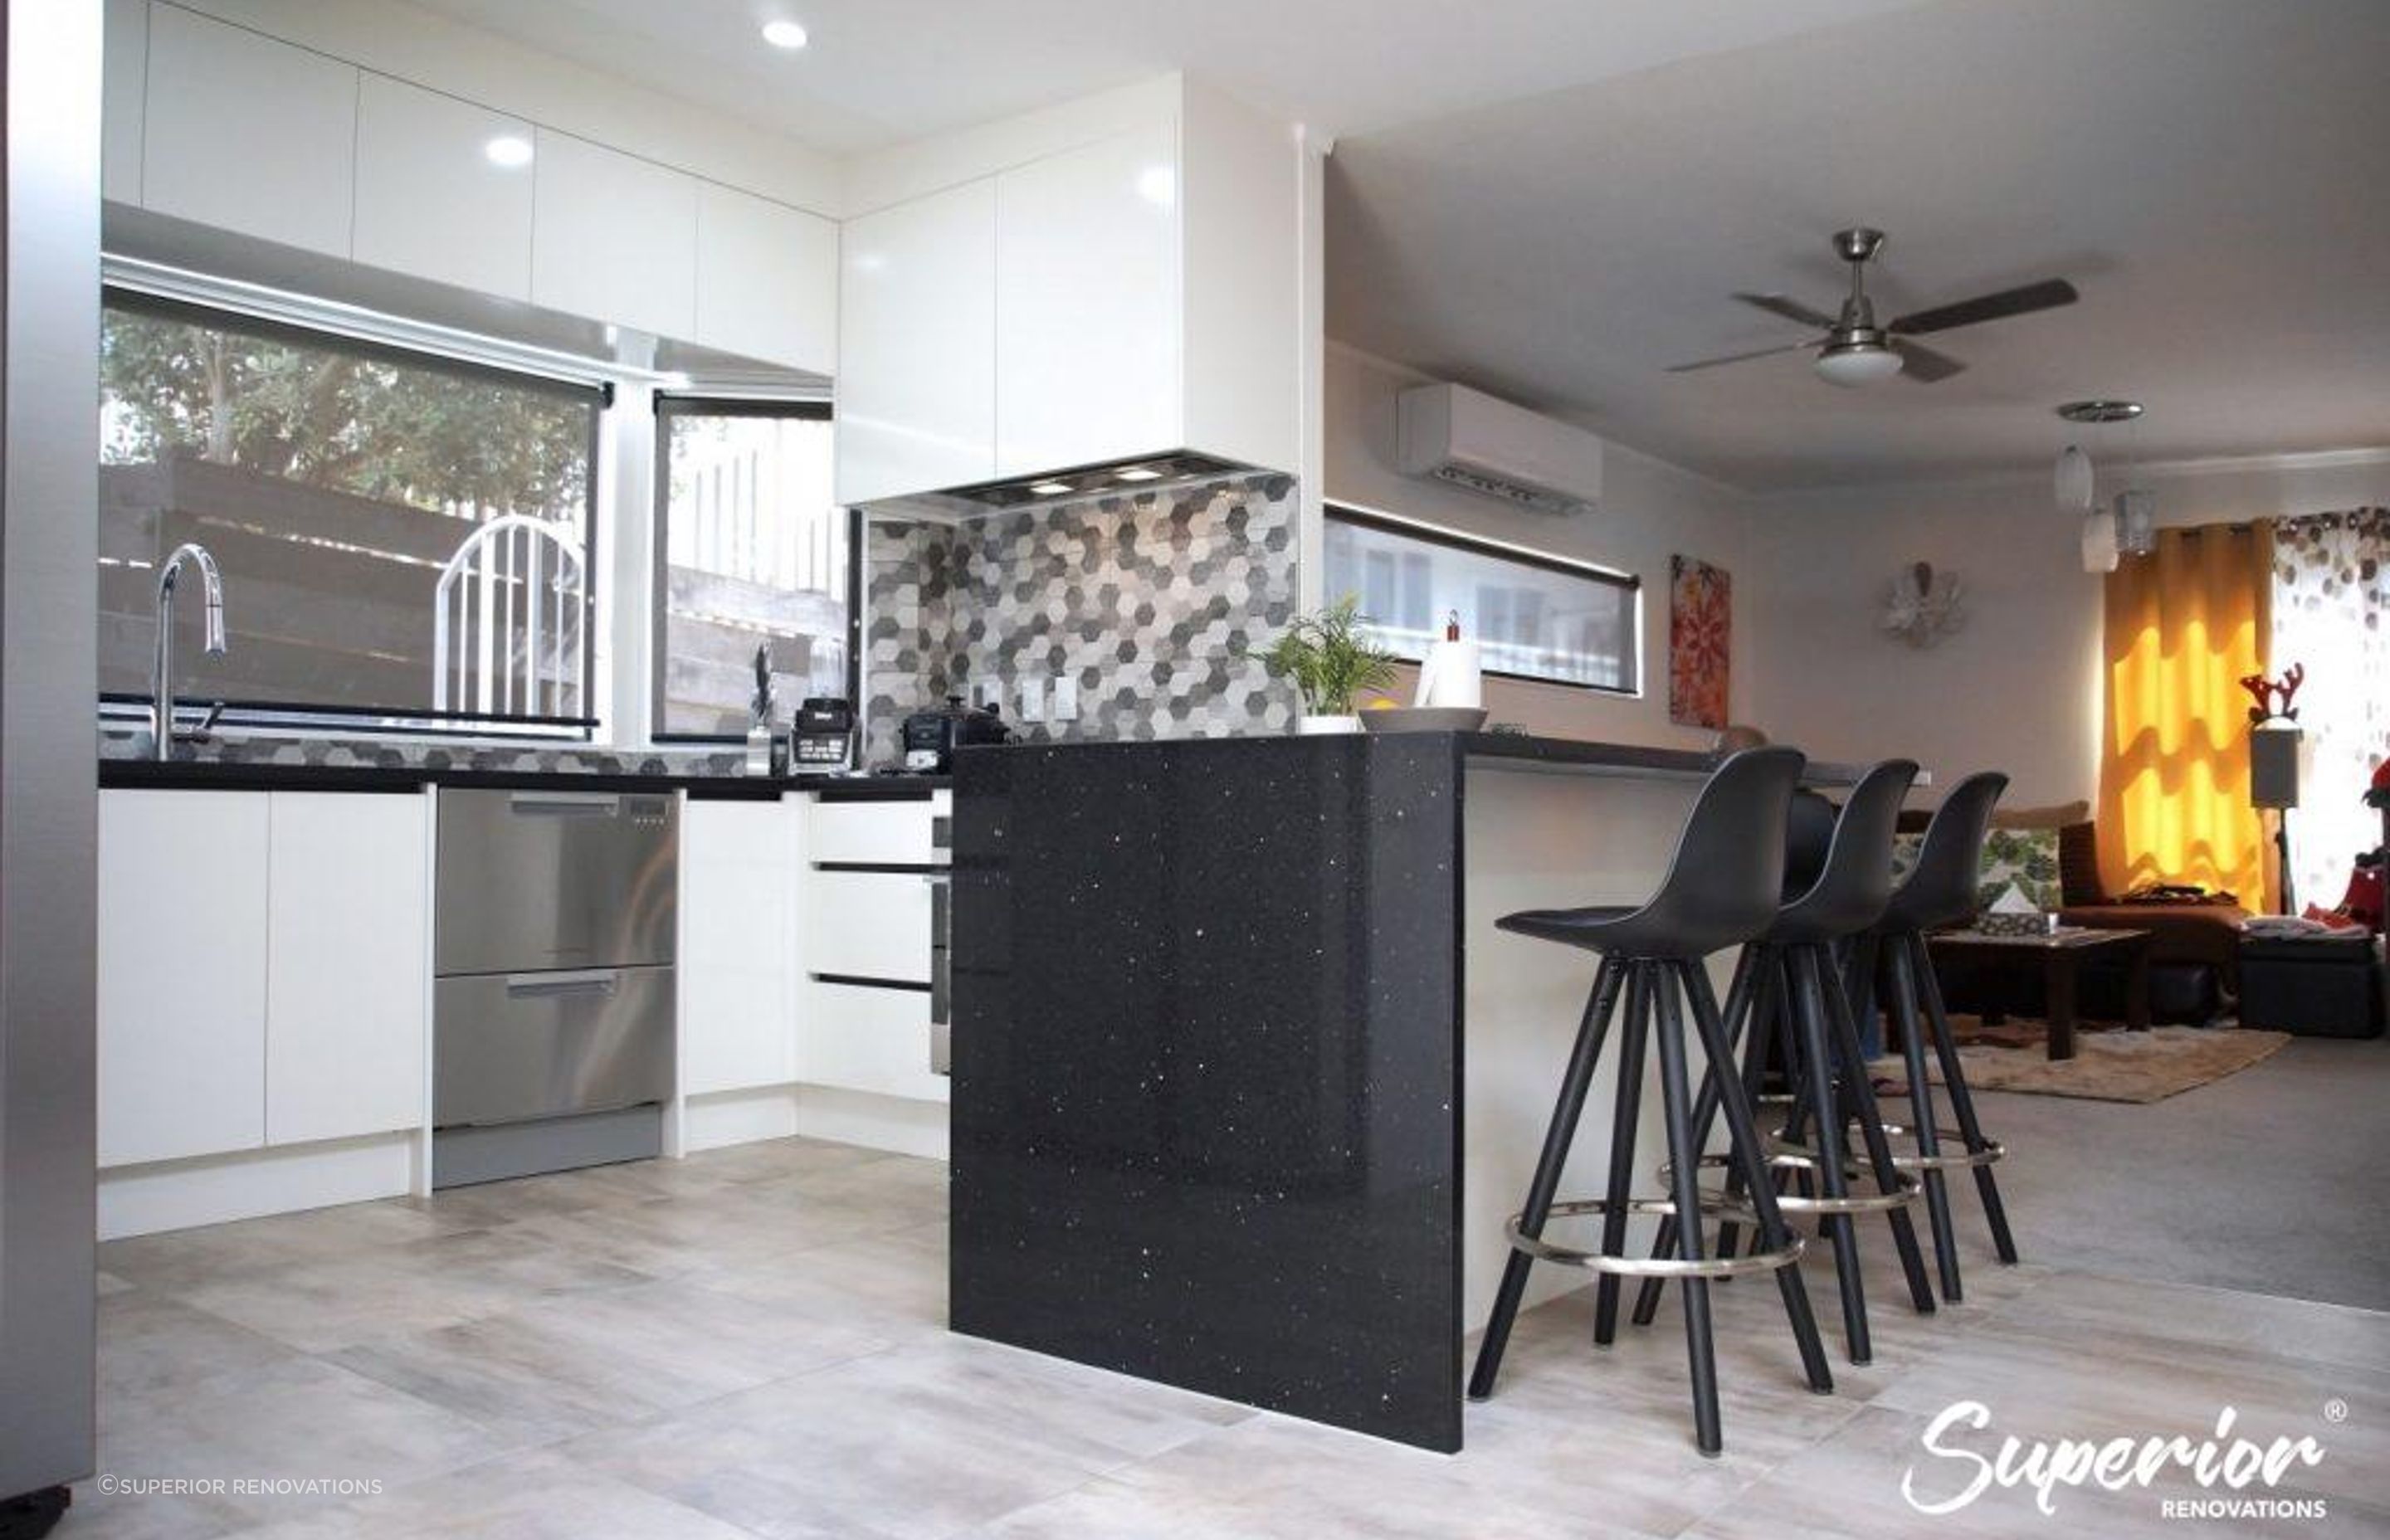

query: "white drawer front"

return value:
[808, 870, 937, 983]
[802, 981, 948, 1104]
[807, 792, 950, 866]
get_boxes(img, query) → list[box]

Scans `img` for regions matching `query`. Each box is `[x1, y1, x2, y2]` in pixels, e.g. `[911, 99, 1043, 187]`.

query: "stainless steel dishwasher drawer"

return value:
[434, 788, 678, 975]
[433, 965, 674, 1128]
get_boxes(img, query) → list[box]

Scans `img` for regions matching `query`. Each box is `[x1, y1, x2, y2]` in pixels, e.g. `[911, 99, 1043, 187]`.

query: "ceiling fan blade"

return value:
[1734, 291, 1838, 329]
[1890, 337, 1967, 383]
[1666, 339, 1815, 373]
[1889, 277, 2079, 335]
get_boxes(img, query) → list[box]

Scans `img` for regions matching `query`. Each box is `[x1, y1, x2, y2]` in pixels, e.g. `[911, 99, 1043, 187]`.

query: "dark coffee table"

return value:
[1924, 927, 2153, 1060]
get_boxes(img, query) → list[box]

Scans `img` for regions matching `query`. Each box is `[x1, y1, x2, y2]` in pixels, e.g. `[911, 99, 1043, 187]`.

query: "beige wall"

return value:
[1744, 454, 2390, 804]
[1323, 343, 1754, 751]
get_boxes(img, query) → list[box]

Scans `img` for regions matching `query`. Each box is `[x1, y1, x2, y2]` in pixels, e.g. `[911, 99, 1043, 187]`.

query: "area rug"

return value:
[1869, 1023, 2292, 1104]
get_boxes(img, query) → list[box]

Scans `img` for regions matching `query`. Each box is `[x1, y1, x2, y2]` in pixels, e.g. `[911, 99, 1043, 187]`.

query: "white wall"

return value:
[1323, 342, 1753, 749]
[1744, 452, 2390, 804]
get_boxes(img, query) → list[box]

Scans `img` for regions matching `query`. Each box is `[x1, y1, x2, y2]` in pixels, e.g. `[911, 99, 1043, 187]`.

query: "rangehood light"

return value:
[1028, 480, 1075, 497]
[482, 134, 534, 168]
[761, 19, 809, 49]
[1115, 466, 1163, 482]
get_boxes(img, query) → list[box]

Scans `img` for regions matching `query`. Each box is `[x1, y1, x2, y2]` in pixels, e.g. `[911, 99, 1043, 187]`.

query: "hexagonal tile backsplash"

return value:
[864, 472, 1299, 764]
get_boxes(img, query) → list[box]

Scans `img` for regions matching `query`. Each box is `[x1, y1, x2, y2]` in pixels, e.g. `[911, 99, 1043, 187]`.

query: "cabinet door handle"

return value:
[504, 969, 621, 998]
[929, 875, 950, 943]
[507, 791, 621, 817]
[929, 950, 950, 1026]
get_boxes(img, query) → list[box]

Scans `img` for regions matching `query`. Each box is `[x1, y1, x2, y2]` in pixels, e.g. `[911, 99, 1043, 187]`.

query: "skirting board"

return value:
[682, 1083, 949, 1162]
[98, 1131, 417, 1240]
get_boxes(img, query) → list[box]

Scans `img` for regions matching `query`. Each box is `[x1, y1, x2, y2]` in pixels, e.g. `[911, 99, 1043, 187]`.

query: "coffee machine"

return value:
[792, 697, 856, 772]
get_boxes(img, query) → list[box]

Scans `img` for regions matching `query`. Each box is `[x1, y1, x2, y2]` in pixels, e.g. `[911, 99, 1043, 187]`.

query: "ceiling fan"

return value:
[1668, 227, 2079, 387]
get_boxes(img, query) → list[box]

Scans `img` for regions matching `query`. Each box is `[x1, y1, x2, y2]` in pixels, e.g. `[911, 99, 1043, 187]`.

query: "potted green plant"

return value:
[1255, 594, 1397, 734]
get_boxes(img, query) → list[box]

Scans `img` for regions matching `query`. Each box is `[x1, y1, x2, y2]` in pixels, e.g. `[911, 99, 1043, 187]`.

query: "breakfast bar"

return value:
[946, 731, 1864, 1452]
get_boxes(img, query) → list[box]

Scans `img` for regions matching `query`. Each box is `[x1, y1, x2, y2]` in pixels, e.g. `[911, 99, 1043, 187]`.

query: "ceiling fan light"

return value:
[2080, 509, 2119, 573]
[1814, 342, 1903, 387]
[2055, 445, 2094, 511]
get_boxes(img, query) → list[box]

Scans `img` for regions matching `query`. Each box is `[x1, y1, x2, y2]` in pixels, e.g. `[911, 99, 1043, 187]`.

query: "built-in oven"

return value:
[432, 787, 677, 1187]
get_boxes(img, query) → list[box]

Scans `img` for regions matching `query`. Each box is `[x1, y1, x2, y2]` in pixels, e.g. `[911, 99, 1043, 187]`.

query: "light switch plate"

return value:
[1017, 677, 1046, 722]
[1051, 676, 1080, 721]
[973, 679, 1003, 710]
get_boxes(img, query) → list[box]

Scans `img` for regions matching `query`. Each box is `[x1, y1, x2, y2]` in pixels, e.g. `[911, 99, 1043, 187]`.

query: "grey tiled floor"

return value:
[77, 1134, 2390, 1538]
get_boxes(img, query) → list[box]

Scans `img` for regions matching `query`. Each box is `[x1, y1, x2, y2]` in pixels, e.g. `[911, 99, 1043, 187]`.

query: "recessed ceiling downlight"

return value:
[482, 134, 534, 168]
[761, 18, 809, 49]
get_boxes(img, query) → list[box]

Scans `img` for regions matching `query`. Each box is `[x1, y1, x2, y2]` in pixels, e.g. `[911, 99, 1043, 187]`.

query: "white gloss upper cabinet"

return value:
[102, 0, 147, 203]
[680, 797, 801, 1097]
[97, 791, 271, 1168]
[531, 131, 699, 343]
[265, 792, 430, 1146]
[695, 184, 837, 378]
[834, 178, 998, 506]
[141, 5, 358, 258]
[994, 125, 1181, 478]
[353, 76, 535, 301]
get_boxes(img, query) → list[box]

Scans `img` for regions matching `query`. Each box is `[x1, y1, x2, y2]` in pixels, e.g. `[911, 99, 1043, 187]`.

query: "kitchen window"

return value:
[651, 397, 851, 739]
[1323, 504, 1640, 692]
[98, 290, 602, 732]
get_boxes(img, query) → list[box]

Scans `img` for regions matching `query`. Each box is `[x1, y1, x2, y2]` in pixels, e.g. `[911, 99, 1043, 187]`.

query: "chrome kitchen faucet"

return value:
[150, 541, 227, 761]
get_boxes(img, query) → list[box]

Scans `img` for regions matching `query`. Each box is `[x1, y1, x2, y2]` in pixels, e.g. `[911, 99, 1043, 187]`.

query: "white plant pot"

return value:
[1296, 713, 1363, 736]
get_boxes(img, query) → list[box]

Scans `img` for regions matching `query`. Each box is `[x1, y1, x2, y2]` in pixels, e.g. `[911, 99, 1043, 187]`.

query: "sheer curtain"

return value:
[2099, 522, 2275, 909]
[2272, 509, 2390, 909]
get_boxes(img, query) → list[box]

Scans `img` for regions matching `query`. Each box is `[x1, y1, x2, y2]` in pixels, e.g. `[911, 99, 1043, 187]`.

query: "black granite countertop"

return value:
[97, 754, 949, 801]
[954, 730, 1876, 787]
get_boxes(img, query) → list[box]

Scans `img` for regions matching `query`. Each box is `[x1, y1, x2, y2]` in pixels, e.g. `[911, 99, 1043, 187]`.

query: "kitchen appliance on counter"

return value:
[901, 696, 1011, 772]
[432, 787, 676, 1187]
[793, 696, 856, 772]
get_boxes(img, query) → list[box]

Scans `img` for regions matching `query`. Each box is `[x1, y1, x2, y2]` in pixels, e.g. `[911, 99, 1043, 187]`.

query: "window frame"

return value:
[1323, 501, 1644, 697]
[648, 394, 858, 744]
[98, 286, 607, 737]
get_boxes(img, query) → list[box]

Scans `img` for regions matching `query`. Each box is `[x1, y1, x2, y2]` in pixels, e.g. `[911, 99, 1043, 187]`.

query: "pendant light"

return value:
[2055, 445, 2095, 511]
[2080, 509, 2119, 573]
[2056, 400, 2143, 573]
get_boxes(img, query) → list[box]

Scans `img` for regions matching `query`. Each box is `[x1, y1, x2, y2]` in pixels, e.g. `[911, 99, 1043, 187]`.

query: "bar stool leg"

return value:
[1649, 964, 1723, 1455]
[1467, 958, 1627, 1400]
[1593, 963, 1655, 1347]
[1635, 950, 1757, 1324]
[1819, 957, 1937, 1314]
[1713, 948, 1784, 1264]
[1673, 961, 1833, 1396]
[1790, 947, 1871, 1364]
[1885, 938, 1964, 1302]
[1907, 933, 2020, 1265]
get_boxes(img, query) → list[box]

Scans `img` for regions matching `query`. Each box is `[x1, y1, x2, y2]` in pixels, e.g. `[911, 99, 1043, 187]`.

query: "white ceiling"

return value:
[1327, 0, 2390, 488]
[407, 0, 1939, 154]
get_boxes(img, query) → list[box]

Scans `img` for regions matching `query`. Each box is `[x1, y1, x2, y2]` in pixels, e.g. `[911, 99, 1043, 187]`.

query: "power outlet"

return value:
[1017, 677, 1046, 723]
[1051, 675, 1080, 722]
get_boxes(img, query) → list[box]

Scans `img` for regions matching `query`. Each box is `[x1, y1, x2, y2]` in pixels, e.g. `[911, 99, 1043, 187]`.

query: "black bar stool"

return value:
[1867, 771, 2019, 1301]
[1632, 762, 1939, 1364]
[1466, 748, 1834, 1456]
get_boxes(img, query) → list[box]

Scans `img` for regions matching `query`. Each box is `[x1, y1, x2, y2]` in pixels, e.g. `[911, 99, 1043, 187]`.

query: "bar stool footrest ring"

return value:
[1505, 1196, 1807, 1279]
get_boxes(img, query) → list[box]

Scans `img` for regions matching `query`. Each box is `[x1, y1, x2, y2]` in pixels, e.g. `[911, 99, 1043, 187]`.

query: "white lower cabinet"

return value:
[265, 792, 430, 1145]
[99, 787, 431, 1170]
[98, 791, 271, 1167]
[807, 869, 937, 984]
[803, 981, 949, 1104]
[680, 797, 801, 1096]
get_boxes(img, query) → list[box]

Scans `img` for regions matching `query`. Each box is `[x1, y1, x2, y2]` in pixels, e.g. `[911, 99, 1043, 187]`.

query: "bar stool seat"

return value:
[1466, 747, 1836, 1457]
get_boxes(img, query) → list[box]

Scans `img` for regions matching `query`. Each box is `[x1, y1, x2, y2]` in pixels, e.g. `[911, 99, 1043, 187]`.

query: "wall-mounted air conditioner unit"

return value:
[1396, 383, 1602, 515]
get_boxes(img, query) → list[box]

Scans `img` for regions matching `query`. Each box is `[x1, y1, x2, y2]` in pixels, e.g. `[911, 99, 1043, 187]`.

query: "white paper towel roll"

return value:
[1414, 637, 1482, 709]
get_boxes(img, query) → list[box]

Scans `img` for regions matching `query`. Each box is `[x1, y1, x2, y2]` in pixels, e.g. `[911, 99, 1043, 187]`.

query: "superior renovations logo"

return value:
[1902, 1401, 2331, 1518]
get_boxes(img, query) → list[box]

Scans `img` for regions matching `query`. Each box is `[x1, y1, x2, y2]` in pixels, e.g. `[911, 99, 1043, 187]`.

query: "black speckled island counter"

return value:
[947, 732, 1872, 1453]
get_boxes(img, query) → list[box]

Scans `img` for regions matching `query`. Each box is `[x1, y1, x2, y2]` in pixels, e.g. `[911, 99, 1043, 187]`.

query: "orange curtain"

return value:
[2098, 521, 2274, 909]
